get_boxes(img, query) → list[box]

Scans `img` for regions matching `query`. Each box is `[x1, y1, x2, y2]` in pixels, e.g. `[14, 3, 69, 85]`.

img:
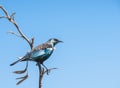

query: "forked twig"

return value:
[7, 31, 21, 37]
[16, 73, 28, 85]
[37, 63, 57, 88]
[14, 61, 28, 74]
[0, 5, 34, 49]
[0, 5, 33, 85]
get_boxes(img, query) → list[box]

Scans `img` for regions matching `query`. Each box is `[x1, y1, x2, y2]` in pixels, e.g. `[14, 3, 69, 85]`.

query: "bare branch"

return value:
[7, 31, 21, 37]
[0, 5, 33, 86]
[10, 12, 15, 18]
[0, 16, 6, 19]
[0, 5, 34, 49]
[13, 61, 29, 85]
[13, 61, 28, 74]
[16, 74, 28, 85]
[0, 5, 9, 17]
[37, 63, 58, 88]
[44, 68, 58, 74]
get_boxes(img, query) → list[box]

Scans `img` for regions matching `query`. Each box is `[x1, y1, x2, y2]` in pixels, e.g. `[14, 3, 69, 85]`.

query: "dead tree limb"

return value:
[0, 5, 33, 85]
[37, 63, 57, 88]
[0, 5, 34, 49]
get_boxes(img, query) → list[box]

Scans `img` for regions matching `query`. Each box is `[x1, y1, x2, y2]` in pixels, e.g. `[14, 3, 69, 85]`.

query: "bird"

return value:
[10, 38, 63, 69]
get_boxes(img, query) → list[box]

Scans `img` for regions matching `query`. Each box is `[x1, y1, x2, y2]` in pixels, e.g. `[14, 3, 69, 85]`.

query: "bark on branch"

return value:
[0, 5, 33, 85]
[0, 5, 34, 49]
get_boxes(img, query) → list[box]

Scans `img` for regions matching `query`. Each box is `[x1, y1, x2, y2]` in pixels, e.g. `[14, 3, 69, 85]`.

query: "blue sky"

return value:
[0, 0, 120, 88]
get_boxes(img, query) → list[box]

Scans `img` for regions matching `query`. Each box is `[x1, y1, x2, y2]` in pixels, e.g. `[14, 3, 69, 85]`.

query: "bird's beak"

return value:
[58, 40, 63, 43]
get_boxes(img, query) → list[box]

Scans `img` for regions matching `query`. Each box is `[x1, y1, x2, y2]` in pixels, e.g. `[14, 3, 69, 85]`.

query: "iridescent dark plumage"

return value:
[10, 38, 62, 66]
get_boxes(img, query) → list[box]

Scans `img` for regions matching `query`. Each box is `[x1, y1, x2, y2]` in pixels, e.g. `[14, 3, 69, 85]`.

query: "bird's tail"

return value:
[10, 59, 22, 66]
[10, 52, 31, 66]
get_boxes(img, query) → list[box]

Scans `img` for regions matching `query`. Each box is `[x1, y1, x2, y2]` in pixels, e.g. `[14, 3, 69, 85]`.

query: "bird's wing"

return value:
[30, 43, 53, 60]
[33, 43, 52, 51]
[30, 49, 45, 58]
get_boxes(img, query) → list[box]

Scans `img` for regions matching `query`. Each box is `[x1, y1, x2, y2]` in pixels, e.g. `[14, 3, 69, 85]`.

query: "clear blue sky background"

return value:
[0, 0, 120, 88]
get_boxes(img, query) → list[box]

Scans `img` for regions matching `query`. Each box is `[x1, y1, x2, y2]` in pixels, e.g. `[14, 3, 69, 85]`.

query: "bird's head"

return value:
[47, 38, 63, 46]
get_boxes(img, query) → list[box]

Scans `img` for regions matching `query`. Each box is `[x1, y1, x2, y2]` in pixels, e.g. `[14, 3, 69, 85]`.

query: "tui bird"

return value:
[10, 38, 63, 69]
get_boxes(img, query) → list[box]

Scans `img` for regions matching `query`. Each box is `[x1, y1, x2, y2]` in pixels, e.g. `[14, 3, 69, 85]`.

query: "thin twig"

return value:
[13, 61, 28, 74]
[37, 62, 58, 88]
[0, 5, 32, 85]
[7, 31, 21, 37]
[0, 5, 34, 49]
[44, 68, 57, 74]
[16, 73, 28, 85]
[10, 12, 15, 18]
[0, 16, 6, 19]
